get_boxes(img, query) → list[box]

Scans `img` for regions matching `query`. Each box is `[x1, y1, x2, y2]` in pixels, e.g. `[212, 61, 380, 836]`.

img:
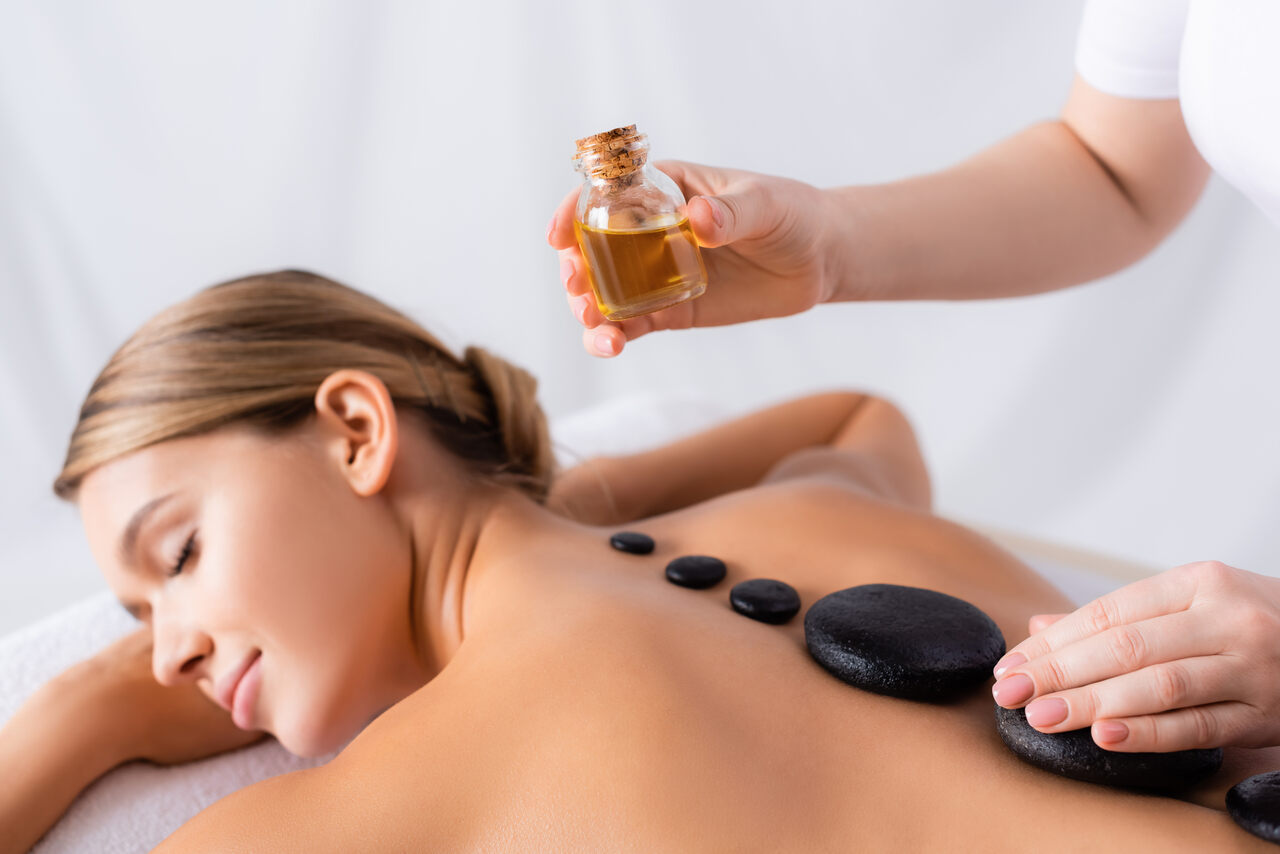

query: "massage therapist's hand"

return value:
[992, 561, 1280, 753]
[49, 626, 264, 766]
[547, 161, 836, 357]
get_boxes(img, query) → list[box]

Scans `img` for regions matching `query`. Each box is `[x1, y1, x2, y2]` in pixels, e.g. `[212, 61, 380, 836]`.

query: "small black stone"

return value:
[804, 583, 1006, 702]
[729, 578, 801, 625]
[665, 555, 727, 589]
[995, 704, 1222, 792]
[1227, 771, 1280, 843]
[609, 531, 655, 555]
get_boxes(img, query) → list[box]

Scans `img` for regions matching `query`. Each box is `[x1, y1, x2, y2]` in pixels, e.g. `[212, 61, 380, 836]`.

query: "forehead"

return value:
[78, 428, 284, 569]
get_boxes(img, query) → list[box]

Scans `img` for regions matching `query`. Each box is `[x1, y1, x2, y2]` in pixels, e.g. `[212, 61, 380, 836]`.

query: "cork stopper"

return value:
[573, 124, 649, 187]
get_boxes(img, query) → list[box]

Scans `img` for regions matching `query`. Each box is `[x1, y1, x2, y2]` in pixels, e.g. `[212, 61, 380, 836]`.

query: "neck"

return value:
[405, 487, 594, 679]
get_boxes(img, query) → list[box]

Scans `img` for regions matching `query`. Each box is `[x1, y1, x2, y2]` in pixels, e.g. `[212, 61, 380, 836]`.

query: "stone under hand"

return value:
[995, 704, 1222, 793]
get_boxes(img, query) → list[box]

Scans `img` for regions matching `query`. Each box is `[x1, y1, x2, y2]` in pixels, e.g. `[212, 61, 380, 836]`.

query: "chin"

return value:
[275, 724, 349, 759]
[272, 702, 367, 758]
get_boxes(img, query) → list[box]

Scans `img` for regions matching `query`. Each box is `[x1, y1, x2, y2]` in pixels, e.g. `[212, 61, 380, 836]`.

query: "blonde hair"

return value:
[54, 270, 554, 501]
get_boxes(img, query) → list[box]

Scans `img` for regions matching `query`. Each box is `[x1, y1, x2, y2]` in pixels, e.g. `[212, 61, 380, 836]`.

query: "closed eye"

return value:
[170, 533, 197, 577]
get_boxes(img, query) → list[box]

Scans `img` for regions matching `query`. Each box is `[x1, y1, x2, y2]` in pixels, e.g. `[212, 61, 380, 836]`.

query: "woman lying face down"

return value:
[12, 269, 1277, 852]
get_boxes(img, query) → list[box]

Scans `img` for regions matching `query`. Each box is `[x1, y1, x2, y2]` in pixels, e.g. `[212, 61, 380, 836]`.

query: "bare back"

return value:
[183, 481, 1272, 852]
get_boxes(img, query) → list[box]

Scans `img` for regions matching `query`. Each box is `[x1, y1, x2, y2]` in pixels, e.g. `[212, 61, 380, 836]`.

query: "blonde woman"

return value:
[1, 271, 1273, 851]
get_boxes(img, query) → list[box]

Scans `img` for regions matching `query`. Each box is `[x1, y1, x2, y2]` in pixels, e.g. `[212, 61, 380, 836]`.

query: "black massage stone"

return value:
[1227, 771, 1280, 843]
[609, 531, 655, 555]
[729, 578, 801, 625]
[665, 555, 727, 589]
[995, 704, 1222, 792]
[804, 583, 1006, 702]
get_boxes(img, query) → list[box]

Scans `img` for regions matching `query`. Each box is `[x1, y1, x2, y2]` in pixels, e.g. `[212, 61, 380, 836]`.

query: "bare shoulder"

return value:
[761, 395, 932, 512]
[152, 764, 358, 853]
[154, 735, 478, 852]
[154, 622, 653, 851]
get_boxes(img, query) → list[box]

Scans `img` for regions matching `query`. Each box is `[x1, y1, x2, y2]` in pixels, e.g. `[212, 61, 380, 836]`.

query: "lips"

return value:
[230, 652, 263, 731]
[215, 649, 262, 729]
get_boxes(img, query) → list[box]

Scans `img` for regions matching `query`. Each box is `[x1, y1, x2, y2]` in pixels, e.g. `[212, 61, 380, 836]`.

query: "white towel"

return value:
[0, 594, 328, 853]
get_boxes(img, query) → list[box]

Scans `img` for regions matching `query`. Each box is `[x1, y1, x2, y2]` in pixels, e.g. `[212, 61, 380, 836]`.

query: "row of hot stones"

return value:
[610, 530, 1280, 845]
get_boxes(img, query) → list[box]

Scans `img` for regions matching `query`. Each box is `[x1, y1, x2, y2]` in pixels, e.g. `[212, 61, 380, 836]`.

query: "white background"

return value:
[1, 0, 1276, 636]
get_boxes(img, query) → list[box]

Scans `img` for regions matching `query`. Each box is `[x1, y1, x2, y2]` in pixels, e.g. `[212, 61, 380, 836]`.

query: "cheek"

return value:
[204, 458, 411, 746]
[212, 461, 407, 630]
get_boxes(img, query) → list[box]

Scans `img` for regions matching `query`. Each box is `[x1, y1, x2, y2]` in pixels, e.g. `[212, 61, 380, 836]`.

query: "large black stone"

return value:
[730, 578, 800, 624]
[1227, 771, 1280, 843]
[665, 555, 727, 589]
[995, 704, 1222, 792]
[804, 583, 1005, 702]
[609, 531, 655, 555]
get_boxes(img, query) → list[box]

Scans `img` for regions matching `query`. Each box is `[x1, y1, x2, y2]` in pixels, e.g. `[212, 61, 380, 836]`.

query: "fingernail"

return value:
[991, 673, 1034, 707]
[704, 196, 724, 228]
[993, 652, 1026, 679]
[592, 334, 616, 357]
[546, 215, 557, 244]
[1094, 721, 1129, 744]
[559, 257, 574, 283]
[1025, 697, 1068, 728]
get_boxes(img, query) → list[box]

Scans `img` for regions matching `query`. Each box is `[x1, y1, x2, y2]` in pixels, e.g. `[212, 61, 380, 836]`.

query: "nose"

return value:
[151, 609, 213, 686]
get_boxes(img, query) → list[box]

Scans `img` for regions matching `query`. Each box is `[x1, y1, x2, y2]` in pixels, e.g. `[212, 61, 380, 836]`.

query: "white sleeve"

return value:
[1074, 0, 1190, 98]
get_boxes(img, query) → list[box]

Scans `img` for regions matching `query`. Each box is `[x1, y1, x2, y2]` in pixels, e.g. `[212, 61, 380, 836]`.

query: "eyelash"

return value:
[169, 533, 197, 578]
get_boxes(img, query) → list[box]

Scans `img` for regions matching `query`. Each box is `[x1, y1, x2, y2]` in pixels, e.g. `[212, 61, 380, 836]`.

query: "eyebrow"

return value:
[116, 493, 177, 621]
[118, 492, 176, 570]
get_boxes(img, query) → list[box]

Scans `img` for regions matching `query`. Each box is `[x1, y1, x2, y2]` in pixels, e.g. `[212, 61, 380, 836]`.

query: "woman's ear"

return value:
[313, 370, 399, 497]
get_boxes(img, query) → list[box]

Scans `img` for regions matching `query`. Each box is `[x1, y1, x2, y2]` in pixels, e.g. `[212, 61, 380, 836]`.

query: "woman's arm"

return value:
[546, 391, 929, 525]
[0, 681, 123, 854]
[0, 628, 263, 853]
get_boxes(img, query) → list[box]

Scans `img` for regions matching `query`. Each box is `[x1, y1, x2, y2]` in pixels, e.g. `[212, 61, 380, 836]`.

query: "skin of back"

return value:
[155, 404, 1275, 853]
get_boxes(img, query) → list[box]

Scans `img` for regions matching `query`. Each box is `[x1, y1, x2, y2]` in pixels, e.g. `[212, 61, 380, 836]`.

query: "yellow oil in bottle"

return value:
[573, 216, 708, 321]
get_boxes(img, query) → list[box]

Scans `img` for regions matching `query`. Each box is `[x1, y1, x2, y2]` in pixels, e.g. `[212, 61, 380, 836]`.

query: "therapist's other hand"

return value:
[547, 161, 834, 357]
[991, 561, 1280, 753]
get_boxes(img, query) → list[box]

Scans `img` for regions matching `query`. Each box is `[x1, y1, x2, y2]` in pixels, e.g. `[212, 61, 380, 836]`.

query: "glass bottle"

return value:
[571, 125, 708, 321]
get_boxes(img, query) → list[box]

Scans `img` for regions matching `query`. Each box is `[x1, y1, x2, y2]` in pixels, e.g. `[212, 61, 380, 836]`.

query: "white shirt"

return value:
[1076, 0, 1280, 226]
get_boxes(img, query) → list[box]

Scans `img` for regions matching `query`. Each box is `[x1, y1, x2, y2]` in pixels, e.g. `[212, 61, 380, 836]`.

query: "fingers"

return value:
[1006, 568, 1199, 664]
[552, 201, 630, 358]
[995, 608, 1228, 704]
[652, 159, 729, 198]
[1028, 613, 1068, 635]
[559, 248, 591, 298]
[1094, 701, 1257, 753]
[686, 195, 726, 247]
[579, 312, 668, 358]
[567, 294, 621, 358]
[1010, 654, 1237, 737]
[684, 189, 775, 249]
[566, 291, 599, 327]
[582, 325, 622, 358]
[546, 186, 581, 250]
[557, 223, 619, 355]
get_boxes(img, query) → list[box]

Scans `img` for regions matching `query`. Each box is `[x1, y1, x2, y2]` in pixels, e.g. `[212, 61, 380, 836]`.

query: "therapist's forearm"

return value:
[826, 121, 1161, 301]
[825, 79, 1209, 303]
